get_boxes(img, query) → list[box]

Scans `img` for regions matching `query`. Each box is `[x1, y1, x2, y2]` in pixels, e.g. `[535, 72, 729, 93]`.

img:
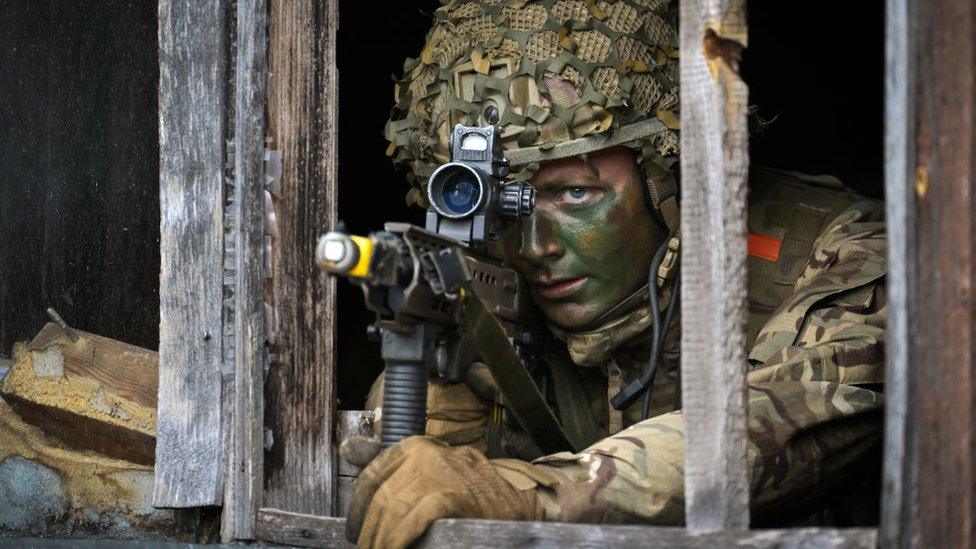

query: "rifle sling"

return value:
[461, 284, 577, 455]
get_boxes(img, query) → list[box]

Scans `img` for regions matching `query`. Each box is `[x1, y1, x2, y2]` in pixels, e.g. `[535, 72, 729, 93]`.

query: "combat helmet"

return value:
[385, 0, 682, 235]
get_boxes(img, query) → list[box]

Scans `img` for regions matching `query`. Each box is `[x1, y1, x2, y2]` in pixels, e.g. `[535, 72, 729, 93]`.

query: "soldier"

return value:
[345, 1, 887, 547]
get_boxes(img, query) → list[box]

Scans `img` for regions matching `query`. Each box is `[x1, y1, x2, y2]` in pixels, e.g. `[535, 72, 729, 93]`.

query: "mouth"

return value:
[533, 276, 588, 300]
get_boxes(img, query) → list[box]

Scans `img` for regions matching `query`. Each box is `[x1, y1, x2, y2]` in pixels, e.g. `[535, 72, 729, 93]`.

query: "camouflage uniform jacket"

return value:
[493, 167, 887, 527]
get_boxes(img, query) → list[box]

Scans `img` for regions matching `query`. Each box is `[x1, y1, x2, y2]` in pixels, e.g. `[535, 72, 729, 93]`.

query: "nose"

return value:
[519, 209, 563, 266]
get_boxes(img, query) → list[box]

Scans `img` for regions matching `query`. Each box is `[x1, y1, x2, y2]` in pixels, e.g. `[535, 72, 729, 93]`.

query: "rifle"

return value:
[316, 119, 575, 454]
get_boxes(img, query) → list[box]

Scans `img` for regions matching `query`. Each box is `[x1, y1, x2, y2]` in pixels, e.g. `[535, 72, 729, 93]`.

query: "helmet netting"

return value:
[385, 0, 681, 206]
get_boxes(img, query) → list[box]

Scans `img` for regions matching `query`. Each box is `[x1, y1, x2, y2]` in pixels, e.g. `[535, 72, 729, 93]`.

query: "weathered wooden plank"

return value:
[220, 0, 268, 541]
[881, 0, 976, 547]
[336, 477, 357, 520]
[255, 510, 876, 549]
[28, 323, 158, 408]
[879, 0, 917, 545]
[263, 0, 339, 516]
[422, 522, 877, 549]
[678, 0, 751, 532]
[257, 509, 354, 548]
[154, 0, 229, 508]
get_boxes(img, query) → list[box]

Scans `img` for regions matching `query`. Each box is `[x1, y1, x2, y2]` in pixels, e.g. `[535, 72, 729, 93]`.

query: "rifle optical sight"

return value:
[427, 164, 535, 221]
[427, 164, 486, 219]
[425, 124, 536, 246]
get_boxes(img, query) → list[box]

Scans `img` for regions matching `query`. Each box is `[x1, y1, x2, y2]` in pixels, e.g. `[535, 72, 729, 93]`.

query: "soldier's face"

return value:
[501, 147, 665, 330]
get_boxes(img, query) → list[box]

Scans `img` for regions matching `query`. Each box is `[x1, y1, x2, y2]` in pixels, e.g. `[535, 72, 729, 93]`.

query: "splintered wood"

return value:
[0, 323, 158, 465]
[679, 0, 751, 533]
[0, 397, 175, 538]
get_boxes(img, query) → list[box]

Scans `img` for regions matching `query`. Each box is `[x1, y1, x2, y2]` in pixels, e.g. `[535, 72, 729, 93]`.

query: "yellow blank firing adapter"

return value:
[315, 230, 374, 278]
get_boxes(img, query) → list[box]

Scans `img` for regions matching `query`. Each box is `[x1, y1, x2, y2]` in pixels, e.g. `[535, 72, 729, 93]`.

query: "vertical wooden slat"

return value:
[154, 0, 229, 508]
[679, 0, 751, 532]
[880, 0, 917, 544]
[221, 0, 268, 540]
[882, 0, 976, 547]
[263, 0, 339, 516]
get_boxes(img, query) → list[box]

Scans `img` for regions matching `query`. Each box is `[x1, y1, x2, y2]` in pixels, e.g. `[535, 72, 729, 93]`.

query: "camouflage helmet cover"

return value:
[385, 0, 681, 213]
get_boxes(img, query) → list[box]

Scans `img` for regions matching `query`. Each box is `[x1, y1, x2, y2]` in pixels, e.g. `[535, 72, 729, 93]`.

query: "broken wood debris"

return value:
[0, 322, 158, 465]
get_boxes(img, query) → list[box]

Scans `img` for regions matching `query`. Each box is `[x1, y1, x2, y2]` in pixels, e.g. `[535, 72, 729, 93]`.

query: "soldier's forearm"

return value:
[505, 381, 883, 526]
[530, 411, 687, 525]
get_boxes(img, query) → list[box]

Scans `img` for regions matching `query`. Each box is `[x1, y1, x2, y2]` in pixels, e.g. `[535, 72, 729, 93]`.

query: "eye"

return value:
[555, 187, 600, 206]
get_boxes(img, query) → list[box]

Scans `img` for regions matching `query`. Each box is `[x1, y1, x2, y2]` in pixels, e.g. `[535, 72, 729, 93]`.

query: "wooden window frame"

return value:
[155, 0, 975, 546]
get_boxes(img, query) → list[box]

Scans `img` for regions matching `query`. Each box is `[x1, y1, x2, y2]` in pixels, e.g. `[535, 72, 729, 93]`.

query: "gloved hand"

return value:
[425, 377, 491, 448]
[365, 362, 498, 447]
[345, 436, 547, 549]
[341, 364, 499, 470]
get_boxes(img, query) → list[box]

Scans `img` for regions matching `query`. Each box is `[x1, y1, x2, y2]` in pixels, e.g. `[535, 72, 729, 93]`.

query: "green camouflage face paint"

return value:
[502, 148, 666, 330]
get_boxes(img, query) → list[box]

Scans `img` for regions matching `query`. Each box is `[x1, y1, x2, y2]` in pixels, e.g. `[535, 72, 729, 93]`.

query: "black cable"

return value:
[645, 239, 668, 370]
[641, 272, 680, 420]
[609, 239, 669, 411]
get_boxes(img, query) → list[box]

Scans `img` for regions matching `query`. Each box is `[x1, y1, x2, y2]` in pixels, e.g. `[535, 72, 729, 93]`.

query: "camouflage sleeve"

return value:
[517, 202, 887, 525]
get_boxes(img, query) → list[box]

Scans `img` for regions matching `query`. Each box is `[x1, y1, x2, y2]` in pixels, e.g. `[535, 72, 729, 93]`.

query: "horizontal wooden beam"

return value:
[257, 509, 352, 548]
[256, 508, 877, 549]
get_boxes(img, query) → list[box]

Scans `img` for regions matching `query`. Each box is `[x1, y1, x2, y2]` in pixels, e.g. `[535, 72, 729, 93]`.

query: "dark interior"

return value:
[0, 1, 160, 356]
[743, 1, 884, 198]
[335, 0, 885, 409]
[335, 1, 432, 408]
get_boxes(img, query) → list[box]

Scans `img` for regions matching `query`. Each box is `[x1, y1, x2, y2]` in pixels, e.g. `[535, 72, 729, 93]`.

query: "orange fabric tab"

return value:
[748, 233, 782, 262]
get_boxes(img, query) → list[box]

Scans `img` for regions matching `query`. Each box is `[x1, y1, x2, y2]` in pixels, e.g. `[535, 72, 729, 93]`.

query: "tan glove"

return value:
[345, 436, 546, 549]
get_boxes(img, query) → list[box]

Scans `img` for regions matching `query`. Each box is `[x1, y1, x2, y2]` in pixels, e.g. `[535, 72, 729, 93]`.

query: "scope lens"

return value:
[441, 172, 480, 215]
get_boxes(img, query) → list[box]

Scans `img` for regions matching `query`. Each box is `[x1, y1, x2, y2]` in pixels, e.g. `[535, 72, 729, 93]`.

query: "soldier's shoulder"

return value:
[743, 166, 886, 346]
[747, 166, 884, 237]
[751, 164, 880, 201]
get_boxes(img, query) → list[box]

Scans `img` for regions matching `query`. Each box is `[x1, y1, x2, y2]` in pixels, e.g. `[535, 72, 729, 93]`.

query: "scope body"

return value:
[425, 124, 534, 247]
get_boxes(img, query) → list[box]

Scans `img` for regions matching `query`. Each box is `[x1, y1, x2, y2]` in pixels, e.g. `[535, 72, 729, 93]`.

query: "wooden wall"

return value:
[263, 0, 339, 518]
[0, 0, 160, 355]
[881, 0, 976, 546]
